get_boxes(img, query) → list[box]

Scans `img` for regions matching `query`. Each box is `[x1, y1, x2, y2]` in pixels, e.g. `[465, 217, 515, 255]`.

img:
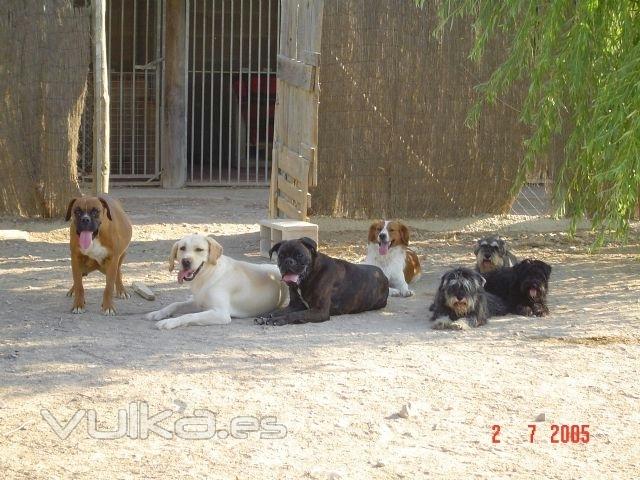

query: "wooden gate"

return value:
[269, 0, 324, 220]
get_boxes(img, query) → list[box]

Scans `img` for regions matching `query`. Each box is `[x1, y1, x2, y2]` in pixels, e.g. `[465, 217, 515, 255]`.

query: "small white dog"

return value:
[146, 233, 288, 329]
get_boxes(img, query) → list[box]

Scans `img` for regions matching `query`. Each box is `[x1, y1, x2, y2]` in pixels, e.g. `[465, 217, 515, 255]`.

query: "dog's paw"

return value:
[156, 318, 181, 330]
[102, 306, 117, 316]
[254, 315, 275, 326]
[390, 287, 413, 298]
[71, 306, 85, 314]
[254, 315, 286, 326]
[472, 317, 487, 327]
[431, 318, 466, 330]
[467, 316, 487, 328]
[269, 317, 289, 326]
[116, 289, 131, 299]
[534, 306, 549, 317]
[145, 310, 166, 321]
[516, 305, 534, 316]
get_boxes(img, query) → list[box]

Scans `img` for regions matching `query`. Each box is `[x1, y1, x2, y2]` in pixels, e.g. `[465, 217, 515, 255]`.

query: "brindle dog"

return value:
[255, 237, 388, 325]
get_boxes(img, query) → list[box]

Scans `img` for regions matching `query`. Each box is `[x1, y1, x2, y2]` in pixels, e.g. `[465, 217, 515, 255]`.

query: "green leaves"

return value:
[415, 0, 640, 242]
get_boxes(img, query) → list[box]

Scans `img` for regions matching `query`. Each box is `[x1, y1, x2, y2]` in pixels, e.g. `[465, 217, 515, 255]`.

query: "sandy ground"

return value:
[0, 187, 639, 479]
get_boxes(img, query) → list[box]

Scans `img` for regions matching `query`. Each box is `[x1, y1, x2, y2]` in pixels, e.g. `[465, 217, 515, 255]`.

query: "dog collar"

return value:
[296, 287, 310, 310]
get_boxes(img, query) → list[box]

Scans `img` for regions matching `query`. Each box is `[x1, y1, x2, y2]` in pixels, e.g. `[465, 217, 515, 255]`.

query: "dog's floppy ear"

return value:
[541, 261, 552, 278]
[399, 223, 410, 245]
[473, 240, 481, 256]
[368, 221, 382, 243]
[269, 241, 284, 260]
[168, 241, 180, 272]
[300, 237, 317, 256]
[206, 236, 223, 265]
[98, 196, 113, 221]
[437, 271, 449, 290]
[471, 270, 486, 288]
[496, 237, 507, 255]
[65, 197, 79, 222]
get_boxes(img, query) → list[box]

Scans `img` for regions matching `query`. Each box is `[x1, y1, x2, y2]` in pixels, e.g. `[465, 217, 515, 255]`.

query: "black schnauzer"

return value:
[429, 267, 508, 329]
[483, 259, 552, 317]
[474, 235, 518, 274]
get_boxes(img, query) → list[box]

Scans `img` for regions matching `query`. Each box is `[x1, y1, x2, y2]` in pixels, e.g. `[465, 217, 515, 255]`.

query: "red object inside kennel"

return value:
[232, 73, 277, 147]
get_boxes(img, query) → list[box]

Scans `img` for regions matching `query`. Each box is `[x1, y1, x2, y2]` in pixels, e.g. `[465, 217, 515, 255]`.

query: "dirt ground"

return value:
[1, 187, 639, 479]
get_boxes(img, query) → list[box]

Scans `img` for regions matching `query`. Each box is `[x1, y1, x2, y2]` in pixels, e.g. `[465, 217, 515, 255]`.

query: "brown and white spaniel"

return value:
[363, 220, 421, 297]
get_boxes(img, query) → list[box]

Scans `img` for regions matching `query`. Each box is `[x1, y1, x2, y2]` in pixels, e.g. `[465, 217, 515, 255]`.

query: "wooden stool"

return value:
[259, 219, 319, 258]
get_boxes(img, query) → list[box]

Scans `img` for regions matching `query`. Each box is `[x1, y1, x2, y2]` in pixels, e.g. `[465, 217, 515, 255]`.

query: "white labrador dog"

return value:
[146, 233, 288, 329]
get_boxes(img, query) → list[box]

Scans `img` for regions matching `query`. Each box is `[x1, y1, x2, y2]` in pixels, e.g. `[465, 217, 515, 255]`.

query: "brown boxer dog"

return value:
[255, 237, 388, 325]
[65, 195, 132, 315]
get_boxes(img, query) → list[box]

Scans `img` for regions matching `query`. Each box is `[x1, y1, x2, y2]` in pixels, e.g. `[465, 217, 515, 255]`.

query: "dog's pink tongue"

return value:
[379, 242, 389, 255]
[282, 273, 300, 284]
[177, 269, 191, 284]
[78, 231, 93, 250]
[529, 288, 538, 298]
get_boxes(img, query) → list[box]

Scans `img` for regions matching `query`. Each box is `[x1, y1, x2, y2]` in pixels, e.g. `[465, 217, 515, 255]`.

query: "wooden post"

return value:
[162, 0, 188, 188]
[92, 0, 110, 194]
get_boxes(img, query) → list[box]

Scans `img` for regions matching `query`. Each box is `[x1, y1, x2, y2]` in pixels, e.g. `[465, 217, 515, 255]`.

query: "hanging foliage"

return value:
[416, 0, 640, 242]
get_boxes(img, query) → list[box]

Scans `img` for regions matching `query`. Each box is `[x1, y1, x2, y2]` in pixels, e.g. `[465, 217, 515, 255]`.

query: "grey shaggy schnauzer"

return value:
[474, 235, 518, 274]
[429, 267, 508, 329]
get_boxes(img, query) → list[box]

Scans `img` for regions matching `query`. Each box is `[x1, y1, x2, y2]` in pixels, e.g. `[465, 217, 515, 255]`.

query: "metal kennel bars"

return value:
[79, 0, 164, 183]
[186, 0, 280, 185]
[79, 0, 280, 185]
